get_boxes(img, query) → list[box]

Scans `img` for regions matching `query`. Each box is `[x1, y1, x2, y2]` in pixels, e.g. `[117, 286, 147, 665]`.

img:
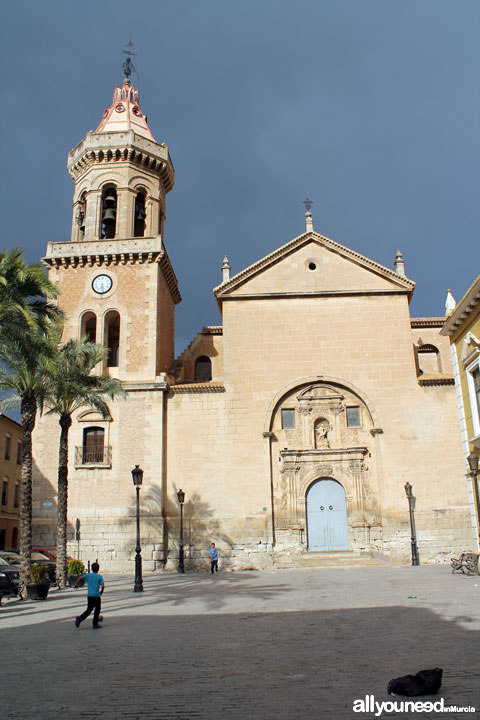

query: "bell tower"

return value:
[43, 63, 180, 381]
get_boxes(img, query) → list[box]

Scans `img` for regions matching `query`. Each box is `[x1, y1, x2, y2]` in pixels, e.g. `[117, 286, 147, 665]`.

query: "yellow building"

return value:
[441, 276, 480, 550]
[0, 415, 22, 550]
[31, 71, 476, 572]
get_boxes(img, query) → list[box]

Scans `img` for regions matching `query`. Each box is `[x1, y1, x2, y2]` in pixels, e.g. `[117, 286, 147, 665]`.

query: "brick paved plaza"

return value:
[1, 565, 479, 719]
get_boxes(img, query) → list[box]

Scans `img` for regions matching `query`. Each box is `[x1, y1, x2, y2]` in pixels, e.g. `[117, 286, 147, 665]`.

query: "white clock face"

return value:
[92, 274, 113, 294]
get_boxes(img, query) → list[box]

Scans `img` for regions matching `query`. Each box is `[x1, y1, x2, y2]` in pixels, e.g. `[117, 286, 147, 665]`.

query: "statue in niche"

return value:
[315, 421, 330, 449]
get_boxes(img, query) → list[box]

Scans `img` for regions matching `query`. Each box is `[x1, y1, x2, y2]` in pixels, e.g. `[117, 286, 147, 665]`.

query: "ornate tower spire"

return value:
[95, 83, 154, 141]
[95, 38, 153, 140]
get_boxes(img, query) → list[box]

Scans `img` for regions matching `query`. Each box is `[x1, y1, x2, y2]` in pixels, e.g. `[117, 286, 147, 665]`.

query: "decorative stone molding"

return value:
[411, 317, 445, 328]
[68, 129, 174, 193]
[418, 374, 455, 387]
[313, 464, 333, 476]
[202, 326, 223, 335]
[170, 383, 225, 394]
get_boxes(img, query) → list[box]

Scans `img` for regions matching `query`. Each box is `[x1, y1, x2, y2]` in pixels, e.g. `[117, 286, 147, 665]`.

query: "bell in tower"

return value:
[101, 188, 117, 239]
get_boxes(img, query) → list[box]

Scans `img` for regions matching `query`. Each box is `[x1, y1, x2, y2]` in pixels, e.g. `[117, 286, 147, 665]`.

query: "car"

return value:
[32, 547, 57, 561]
[0, 556, 20, 597]
[0, 550, 57, 586]
[32, 547, 73, 564]
[0, 550, 21, 564]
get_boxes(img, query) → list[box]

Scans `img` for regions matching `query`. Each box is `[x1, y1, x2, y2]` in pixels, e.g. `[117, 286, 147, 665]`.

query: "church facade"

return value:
[32, 74, 476, 572]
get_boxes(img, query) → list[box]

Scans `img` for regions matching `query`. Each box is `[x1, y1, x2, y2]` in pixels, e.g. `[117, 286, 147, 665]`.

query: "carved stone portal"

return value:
[272, 382, 381, 549]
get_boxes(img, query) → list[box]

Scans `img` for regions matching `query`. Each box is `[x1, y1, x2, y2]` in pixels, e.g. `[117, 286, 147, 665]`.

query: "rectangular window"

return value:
[14, 483, 19, 508]
[16, 441, 22, 465]
[4, 435, 11, 461]
[1, 480, 8, 506]
[474, 368, 480, 419]
[281, 409, 295, 430]
[467, 363, 480, 437]
[346, 406, 361, 428]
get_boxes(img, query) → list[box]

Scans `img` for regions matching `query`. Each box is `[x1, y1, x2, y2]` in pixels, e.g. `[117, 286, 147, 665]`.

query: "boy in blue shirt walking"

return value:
[74, 562, 105, 629]
[209, 543, 219, 574]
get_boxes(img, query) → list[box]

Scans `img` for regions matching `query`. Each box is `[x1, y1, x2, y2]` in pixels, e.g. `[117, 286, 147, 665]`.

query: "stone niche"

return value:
[272, 383, 382, 553]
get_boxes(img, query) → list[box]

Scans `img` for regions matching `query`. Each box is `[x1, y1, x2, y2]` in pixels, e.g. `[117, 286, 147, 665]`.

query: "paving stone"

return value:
[0, 565, 479, 719]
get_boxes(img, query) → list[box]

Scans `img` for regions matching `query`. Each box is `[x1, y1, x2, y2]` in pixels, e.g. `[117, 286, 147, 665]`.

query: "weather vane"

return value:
[122, 34, 137, 81]
[303, 198, 313, 212]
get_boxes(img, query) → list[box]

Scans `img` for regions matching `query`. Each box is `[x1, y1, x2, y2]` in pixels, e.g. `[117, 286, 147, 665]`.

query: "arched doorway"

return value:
[306, 478, 349, 551]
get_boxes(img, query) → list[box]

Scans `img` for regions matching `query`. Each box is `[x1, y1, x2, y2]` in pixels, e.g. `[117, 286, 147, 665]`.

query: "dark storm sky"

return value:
[1, 0, 478, 355]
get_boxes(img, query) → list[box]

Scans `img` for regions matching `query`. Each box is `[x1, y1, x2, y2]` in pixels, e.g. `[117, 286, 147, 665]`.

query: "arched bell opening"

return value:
[416, 343, 442, 374]
[104, 311, 120, 368]
[81, 311, 97, 344]
[75, 192, 87, 241]
[100, 186, 117, 239]
[195, 355, 212, 382]
[306, 478, 349, 552]
[133, 190, 146, 237]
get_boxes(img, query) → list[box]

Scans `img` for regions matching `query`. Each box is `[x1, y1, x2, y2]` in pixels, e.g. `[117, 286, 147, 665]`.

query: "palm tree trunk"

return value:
[56, 414, 72, 588]
[19, 392, 37, 595]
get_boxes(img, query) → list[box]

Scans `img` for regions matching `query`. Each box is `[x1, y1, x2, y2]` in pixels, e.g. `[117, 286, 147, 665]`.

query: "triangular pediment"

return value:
[461, 331, 480, 364]
[214, 231, 415, 300]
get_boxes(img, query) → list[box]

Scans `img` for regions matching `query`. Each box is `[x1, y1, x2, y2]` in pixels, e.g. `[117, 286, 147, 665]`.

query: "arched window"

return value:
[195, 355, 212, 382]
[81, 312, 97, 343]
[158, 206, 164, 236]
[134, 190, 146, 237]
[82, 427, 105, 464]
[100, 186, 117, 239]
[76, 192, 86, 241]
[104, 311, 120, 367]
[417, 344, 442, 373]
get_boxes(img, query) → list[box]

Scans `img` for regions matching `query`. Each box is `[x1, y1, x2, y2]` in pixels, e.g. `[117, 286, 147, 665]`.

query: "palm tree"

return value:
[0, 247, 59, 594]
[44, 338, 127, 587]
[0, 248, 58, 331]
[0, 327, 55, 592]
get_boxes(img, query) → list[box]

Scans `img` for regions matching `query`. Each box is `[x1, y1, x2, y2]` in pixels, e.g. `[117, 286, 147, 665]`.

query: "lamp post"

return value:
[467, 451, 480, 547]
[404, 482, 419, 566]
[131, 465, 144, 592]
[177, 489, 185, 574]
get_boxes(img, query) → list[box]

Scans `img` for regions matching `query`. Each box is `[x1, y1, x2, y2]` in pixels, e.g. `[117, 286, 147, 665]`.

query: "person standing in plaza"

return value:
[209, 542, 219, 574]
[74, 562, 104, 629]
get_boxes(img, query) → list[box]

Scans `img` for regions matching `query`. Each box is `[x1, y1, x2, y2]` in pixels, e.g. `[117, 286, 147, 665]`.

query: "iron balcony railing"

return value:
[74, 444, 112, 467]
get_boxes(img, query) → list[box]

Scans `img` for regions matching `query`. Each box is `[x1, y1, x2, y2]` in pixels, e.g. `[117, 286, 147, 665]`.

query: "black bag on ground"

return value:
[387, 668, 443, 696]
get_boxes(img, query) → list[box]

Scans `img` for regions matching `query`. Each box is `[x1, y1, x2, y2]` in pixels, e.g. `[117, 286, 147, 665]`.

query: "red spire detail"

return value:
[95, 81, 155, 141]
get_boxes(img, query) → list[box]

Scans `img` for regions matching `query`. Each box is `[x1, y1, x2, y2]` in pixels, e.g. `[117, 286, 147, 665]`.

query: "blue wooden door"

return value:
[306, 479, 349, 551]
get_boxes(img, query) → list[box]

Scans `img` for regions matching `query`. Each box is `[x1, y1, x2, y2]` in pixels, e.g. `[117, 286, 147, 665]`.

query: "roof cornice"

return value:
[42, 237, 181, 305]
[411, 317, 445, 328]
[441, 275, 480, 337]
[67, 130, 175, 193]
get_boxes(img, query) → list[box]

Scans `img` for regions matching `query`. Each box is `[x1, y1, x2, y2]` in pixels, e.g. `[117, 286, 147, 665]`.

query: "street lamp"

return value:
[131, 465, 144, 592]
[177, 489, 185, 574]
[467, 451, 480, 546]
[404, 482, 419, 566]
